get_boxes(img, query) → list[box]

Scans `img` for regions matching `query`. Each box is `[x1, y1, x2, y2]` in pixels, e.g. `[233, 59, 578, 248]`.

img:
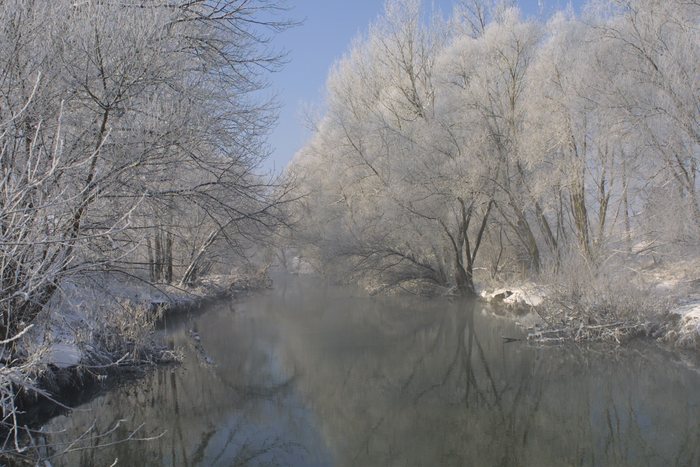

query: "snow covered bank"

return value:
[23, 270, 271, 371]
[477, 257, 700, 347]
[22, 275, 186, 373]
[647, 258, 700, 349]
[4, 268, 272, 430]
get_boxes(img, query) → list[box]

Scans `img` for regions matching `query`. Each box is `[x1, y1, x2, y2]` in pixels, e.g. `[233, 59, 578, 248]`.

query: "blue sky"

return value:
[264, 0, 583, 173]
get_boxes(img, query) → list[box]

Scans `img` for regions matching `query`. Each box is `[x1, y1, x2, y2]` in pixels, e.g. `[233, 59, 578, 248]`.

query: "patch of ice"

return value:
[46, 343, 81, 369]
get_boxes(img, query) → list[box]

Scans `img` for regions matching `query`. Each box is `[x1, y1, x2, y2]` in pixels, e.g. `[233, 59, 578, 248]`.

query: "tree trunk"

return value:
[147, 236, 155, 281]
[154, 231, 162, 282]
[165, 229, 173, 283]
[571, 178, 591, 259]
[180, 227, 221, 286]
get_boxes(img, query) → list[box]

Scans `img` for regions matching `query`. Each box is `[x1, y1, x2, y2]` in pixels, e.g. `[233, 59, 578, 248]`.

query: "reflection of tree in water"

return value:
[282, 298, 700, 467]
[409, 306, 535, 465]
[346, 302, 551, 465]
[37, 310, 318, 467]
[33, 285, 700, 466]
[38, 377, 304, 466]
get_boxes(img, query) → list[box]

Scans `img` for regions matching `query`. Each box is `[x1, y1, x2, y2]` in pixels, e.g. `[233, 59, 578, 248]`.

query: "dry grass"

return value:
[0, 302, 179, 463]
[530, 254, 669, 344]
[78, 301, 175, 367]
[0, 338, 56, 458]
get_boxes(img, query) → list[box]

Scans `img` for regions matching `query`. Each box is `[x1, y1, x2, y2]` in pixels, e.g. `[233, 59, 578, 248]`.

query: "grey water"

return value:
[40, 275, 700, 466]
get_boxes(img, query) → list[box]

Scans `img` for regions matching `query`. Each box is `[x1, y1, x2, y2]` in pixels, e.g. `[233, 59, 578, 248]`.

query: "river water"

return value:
[39, 275, 700, 466]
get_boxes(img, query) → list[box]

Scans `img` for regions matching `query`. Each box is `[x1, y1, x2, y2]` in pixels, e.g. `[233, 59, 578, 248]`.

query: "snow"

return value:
[643, 257, 700, 347]
[504, 288, 545, 307]
[289, 256, 315, 275]
[23, 273, 194, 369]
[670, 302, 700, 347]
[477, 257, 700, 345]
[670, 303, 700, 319]
[655, 280, 679, 292]
[481, 285, 545, 308]
[20, 270, 267, 369]
[513, 312, 545, 330]
[632, 240, 657, 254]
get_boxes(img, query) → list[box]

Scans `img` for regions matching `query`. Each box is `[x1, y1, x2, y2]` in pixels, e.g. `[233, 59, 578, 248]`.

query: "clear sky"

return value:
[264, 0, 583, 173]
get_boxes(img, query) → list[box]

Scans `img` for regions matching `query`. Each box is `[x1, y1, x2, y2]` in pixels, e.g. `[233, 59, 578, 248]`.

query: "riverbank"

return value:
[479, 257, 700, 349]
[1, 268, 272, 456]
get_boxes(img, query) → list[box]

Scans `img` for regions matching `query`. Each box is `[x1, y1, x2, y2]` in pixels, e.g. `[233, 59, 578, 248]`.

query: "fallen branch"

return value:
[528, 321, 649, 344]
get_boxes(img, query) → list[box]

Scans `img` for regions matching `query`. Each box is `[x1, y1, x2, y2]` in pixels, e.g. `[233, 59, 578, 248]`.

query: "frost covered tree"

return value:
[442, 8, 545, 272]
[593, 0, 700, 238]
[288, 0, 700, 295]
[290, 0, 452, 291]
[0, 0, 291, 339]
[292, 0, 492, 294]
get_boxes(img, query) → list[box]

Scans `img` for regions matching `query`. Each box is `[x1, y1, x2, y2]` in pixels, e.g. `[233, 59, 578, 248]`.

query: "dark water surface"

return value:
[41, 276, 700, 466]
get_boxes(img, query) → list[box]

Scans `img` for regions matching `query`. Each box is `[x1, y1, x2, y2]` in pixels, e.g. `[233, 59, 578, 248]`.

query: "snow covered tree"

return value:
[0, 0, 291, 339]
[288, 0, 699, 295]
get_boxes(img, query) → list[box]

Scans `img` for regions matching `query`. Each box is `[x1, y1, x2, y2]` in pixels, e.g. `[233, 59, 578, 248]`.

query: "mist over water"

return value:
[42, 276, 700, 466]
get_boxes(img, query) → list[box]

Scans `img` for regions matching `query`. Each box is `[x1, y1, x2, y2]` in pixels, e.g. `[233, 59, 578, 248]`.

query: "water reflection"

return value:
[41, 276, 700, 466]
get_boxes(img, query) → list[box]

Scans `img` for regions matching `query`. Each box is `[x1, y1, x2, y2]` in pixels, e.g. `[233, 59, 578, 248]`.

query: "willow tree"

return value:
[290, 0, 498, 294]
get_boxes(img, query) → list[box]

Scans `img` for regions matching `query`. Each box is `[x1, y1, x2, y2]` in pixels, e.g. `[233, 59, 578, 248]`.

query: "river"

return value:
[37, 275, 700, 466]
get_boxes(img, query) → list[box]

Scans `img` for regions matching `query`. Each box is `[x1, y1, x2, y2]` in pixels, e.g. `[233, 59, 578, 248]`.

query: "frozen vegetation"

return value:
[285, 0, 700, 345]
[24, 269, 272, 371]
[0, 0, 290, 455]
[1, 0, 699, 461]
